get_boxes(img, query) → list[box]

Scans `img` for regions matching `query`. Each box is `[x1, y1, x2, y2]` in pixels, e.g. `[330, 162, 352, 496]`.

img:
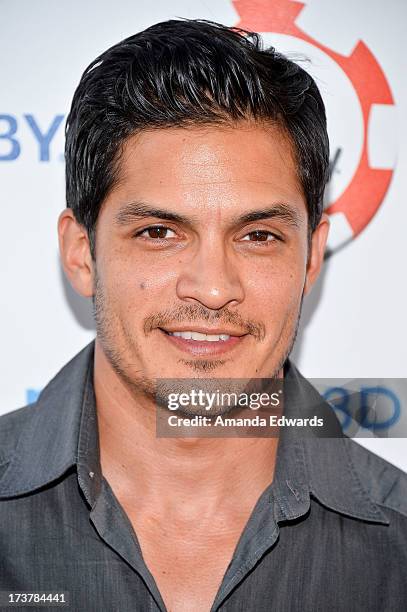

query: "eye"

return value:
[241, 230, 278, 243]
[134, 225, 177, 240]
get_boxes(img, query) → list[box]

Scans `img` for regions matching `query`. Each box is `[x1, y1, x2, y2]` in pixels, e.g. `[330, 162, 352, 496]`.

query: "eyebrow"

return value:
[114, 200, 303, 230]
[114, 201, 198, 227]
[235, 204, 302, 229]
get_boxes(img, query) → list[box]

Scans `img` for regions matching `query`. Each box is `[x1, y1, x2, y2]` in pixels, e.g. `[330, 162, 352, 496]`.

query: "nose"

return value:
[175, 236, 245, 310]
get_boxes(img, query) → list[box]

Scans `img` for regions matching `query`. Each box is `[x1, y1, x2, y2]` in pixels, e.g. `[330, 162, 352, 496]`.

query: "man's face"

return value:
[88, 121, 324, 402]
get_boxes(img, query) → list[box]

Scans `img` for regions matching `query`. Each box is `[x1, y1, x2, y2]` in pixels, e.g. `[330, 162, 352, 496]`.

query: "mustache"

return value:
[143, 303, 265, 341]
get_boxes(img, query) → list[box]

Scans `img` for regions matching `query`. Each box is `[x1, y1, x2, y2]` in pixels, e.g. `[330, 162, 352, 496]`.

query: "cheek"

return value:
[102, 252, 179, 311]
[244, 258, 304, 315]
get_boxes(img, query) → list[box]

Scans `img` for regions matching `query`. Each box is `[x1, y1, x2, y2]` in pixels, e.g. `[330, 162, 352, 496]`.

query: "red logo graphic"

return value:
[233, 0, 395, 252]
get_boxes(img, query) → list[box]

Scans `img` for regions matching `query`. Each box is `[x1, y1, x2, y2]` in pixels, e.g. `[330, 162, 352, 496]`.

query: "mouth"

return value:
[158, 327, 249, 356]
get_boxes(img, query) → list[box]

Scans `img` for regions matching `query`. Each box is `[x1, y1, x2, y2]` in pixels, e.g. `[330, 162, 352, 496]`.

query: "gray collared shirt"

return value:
[0, 341, 406, 611]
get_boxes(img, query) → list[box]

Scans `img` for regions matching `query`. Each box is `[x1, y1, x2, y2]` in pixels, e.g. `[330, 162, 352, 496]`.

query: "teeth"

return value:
[170, 331, 231, 341]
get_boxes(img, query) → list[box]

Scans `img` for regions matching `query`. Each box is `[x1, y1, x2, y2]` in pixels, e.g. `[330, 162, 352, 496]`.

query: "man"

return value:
[0, 18, 406, 612]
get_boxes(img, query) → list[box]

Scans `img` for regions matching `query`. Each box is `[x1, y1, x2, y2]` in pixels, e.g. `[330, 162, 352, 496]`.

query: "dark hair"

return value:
[65, 18, 329, 259]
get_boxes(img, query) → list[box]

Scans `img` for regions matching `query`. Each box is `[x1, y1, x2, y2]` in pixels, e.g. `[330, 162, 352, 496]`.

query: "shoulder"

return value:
[0, 340, 95, 468]
[345, 437, 407, 519]
[0, 403, 39, 461]
[0, 341, 96, 498]
[0, 402, 42, 486]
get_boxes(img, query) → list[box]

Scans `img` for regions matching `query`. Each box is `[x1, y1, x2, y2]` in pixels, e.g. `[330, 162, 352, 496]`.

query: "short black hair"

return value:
[65, 18, 329, 259]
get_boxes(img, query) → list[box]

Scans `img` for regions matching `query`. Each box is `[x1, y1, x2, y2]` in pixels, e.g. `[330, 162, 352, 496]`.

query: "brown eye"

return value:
[137, 226, 176, 239]
[242, 230, 274, 242]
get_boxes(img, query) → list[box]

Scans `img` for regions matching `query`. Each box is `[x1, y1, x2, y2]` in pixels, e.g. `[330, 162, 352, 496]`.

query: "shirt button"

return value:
[89, 471, 95, 479]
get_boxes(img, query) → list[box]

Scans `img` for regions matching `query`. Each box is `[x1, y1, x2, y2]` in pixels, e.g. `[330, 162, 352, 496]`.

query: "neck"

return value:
[94, 340, 281, 521]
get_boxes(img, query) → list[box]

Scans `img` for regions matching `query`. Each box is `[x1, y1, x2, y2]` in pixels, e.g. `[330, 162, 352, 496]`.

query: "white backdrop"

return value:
[1, 0, 406, 469]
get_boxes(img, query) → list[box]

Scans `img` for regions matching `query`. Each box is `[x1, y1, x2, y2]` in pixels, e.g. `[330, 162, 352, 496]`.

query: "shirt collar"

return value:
[0, 341, 96, 498]
[280, 360, 389, 524]
[0, 340, 390, 524]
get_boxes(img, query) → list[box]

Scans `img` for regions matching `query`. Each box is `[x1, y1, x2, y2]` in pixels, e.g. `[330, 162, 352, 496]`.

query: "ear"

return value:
[304, 213, 330, 296]
[58, 208, 94, 298]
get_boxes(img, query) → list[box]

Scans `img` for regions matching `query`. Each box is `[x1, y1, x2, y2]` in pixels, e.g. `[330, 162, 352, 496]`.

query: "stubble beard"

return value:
[92, 270, 303, 417]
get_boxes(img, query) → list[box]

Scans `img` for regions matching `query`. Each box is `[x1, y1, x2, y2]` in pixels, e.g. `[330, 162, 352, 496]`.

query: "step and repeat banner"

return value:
[1, 0, 406, 468]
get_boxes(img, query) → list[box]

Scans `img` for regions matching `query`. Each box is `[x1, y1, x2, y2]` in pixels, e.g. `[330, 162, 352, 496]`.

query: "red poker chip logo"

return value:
[233, 0, 396, 254]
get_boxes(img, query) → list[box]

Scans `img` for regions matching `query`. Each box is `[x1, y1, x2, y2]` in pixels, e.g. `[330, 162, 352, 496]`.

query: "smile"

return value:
[168, 331, 230, 341]
[159, 327, 248, 356]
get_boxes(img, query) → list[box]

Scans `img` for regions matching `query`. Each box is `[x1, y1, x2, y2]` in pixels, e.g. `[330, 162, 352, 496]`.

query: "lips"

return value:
[160, 326, 246, 337]
[158, 325, 249, 355]
[167, 330, 230, 342]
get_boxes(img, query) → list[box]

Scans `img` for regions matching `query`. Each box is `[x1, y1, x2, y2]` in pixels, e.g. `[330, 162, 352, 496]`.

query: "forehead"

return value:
[104, 122, 306, 220]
